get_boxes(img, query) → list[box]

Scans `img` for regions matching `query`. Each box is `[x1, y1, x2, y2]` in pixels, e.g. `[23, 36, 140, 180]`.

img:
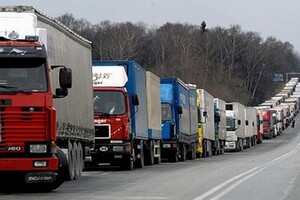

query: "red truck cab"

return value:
[262, 110, 274, 139]
[0, 38, 71, 191]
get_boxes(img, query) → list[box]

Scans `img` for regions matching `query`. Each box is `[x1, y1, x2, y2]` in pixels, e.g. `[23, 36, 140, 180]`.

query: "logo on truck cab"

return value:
[95, 119, 108, 124]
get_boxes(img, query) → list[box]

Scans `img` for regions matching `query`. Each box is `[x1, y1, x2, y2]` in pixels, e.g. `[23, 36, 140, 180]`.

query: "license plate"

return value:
[163, 144, 171, 148]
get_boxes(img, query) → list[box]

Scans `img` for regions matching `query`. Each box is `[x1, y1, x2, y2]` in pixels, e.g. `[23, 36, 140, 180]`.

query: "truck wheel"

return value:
[136, 141, 144, 168]
[202, 140, 207, 158]
[146, 141, 155, 165]
[207, 141, 212, 157]
[73, 142, 81, 179]
[235, 141, 239, 152]
[187, 143, 196, 160]
[179, 144, 187, 161]
[67, 141, 75, 180]
[240, 139, 244, 151]
[121, 158, 134, 170]
[154, 155, 161, 164]
[77, 142, 83, 177]
[24, 148, 67, 192]
[42, 148, 67, 191]
[170, 151, 178, 162]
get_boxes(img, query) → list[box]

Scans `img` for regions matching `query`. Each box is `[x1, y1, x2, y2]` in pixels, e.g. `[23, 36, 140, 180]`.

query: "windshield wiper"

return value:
[0, 85, 33, 94]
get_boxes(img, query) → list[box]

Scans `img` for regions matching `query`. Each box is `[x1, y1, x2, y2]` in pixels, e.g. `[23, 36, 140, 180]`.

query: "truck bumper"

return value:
[91, 142, 132, 165]
[161, 141, 178, 158]
[0, 157, 59, 171]
[0, 157, 59, 183]
[225, 141, 236, 150]
[263, 132, 271, 139]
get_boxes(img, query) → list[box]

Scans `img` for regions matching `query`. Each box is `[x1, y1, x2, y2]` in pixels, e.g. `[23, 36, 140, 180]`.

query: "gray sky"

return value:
[1, 0, 300, 53]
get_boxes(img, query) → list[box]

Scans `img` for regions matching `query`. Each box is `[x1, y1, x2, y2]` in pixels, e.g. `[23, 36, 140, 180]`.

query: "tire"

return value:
[240, 139, 244, 151]
[121, 157, 134, 170]
[170, 151, 178, 162]
[146, 141, 155, 165]
[136, 141, 144, 168]
[202, 140, 207, 158]
[77, 142, 83, 177]
[23, 148, 67, 192]
[67, 141, 75, 180]
[207, 141, 212, 157]
[154, 155, 161, 164]
[179, 144, 187, 161]
[73, 142, 81, 179]
[188, 143, 196, 160]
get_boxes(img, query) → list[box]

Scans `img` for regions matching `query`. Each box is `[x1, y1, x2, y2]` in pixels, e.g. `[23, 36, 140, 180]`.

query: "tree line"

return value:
[57, 13, 300, 105]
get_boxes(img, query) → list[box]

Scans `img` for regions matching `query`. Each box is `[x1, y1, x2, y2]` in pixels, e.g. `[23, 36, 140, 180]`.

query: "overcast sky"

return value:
[1, 0, 300, 53]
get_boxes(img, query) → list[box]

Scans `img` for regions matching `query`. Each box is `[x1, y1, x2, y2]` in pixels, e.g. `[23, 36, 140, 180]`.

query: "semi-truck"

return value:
[245, 107, 257, 147]
[160, 78, 198, 162]
[0, 6, 94, 191]
[262, 109, 275, 139]
[225, 102, 246, 151]
[256, 109, 263, 144]
[196, 89, 215, 157]
[214, 98, 227, 155]
[91, 61, 162, 170]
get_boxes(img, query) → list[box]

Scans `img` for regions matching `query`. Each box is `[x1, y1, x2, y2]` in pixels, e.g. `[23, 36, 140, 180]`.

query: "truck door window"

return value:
[161, 103, 172, 121]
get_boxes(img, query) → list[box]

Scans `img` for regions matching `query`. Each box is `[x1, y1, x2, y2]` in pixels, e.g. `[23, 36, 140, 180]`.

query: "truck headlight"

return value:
[30, 144, 47, 153]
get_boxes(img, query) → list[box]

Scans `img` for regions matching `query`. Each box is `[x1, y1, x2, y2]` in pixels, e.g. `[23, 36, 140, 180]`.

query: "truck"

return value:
[261, 109, 275, 139]
[0, 6, 94, 191]
[196, 89, 215, 157]
[214, 98, 227, 155]
[256, 109, 263, 144]
[160, 78, 198, 162]
[91, 61, 162, 170]
[244, 107, 257, 147]
[225, 102, 246, 151]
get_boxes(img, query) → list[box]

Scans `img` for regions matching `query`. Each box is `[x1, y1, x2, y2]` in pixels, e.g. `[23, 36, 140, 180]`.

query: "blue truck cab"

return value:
[160, 77, 198, 162]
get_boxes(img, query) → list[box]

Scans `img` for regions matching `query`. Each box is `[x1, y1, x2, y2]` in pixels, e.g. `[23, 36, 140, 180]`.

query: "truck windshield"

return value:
[161, 103, 172, 121]
[0, 58, 47, 92]
[93, 91, 126, 115]
[226, 117, 236, 131]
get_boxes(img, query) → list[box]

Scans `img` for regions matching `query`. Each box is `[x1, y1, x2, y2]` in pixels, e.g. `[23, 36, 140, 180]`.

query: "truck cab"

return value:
[0, 10, 72, 191]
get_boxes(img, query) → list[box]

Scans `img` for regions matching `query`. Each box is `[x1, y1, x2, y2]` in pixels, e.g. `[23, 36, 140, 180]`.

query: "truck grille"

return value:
[0, 107, 47, 143]
[95, 124, 110, 139]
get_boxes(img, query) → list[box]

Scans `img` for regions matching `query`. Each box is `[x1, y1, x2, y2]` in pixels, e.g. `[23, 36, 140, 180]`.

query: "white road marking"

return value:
[193, 142, 300, 200]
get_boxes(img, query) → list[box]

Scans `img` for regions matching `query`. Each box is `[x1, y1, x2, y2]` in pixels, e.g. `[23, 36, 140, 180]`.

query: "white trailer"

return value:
[225, 102, 246, 151]
[196, 89, 215, 157]
[214, 98, 227, 154]
[146, 71, 162, 164]
[245, 107, 257, 147]
[270, 107, 284, 135]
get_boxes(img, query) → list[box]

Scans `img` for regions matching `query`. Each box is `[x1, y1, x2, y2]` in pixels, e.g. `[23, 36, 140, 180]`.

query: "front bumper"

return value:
[225, 141, 236, 150]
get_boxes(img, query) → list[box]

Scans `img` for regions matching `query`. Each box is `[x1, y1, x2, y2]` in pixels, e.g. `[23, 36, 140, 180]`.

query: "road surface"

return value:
[2, 118, 300, 200]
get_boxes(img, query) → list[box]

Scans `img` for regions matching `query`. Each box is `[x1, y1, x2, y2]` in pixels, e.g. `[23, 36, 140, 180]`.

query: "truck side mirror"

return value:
[177, 106, 183, 115]
[237, 119, 241, 125]
[214, 115, 220, 123]
[203, 111, 207, 117]
[59, 67, 72, 89]
[53, 88, 68, 98]
[132, 94, 139, 106]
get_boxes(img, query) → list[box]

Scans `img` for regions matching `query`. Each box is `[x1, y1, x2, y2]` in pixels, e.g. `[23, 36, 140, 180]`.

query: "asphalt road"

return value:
[2, 117, 300, 200]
